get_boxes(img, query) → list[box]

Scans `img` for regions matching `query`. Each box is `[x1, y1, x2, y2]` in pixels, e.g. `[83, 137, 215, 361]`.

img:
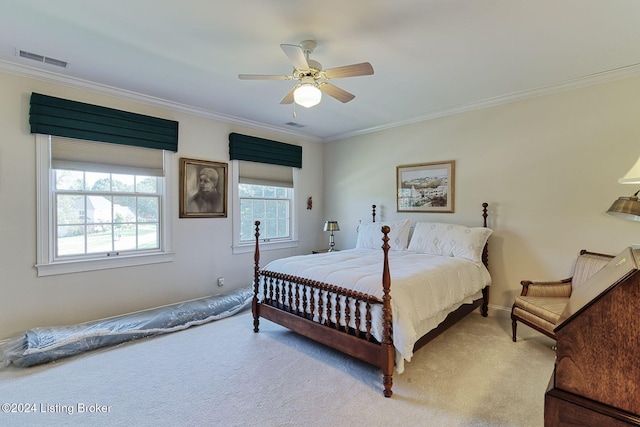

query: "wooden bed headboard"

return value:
[369, 202, 489, 267]
[370, 202, 488, 227]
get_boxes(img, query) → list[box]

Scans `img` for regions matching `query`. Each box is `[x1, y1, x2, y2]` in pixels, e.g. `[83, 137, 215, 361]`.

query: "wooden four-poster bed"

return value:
[251, 203, 491, 397]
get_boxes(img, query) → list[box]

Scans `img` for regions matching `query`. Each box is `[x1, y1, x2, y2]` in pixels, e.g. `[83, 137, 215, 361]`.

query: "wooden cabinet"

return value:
[544, 246, 640, 426]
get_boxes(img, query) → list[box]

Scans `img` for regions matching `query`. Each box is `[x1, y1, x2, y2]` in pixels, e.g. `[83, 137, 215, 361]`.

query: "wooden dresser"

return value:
[544, 246, 640, 426]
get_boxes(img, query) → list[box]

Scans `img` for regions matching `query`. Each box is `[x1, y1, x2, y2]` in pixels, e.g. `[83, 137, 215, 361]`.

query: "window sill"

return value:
[35, 252, 175, 277]
[232, 239, 299, 255]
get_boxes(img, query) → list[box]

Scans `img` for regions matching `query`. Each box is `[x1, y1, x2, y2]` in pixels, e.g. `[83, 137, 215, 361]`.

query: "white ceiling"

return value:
[2, 0, 640, 142]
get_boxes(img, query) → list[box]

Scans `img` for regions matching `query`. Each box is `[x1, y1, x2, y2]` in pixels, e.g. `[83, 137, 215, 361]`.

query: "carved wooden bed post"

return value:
[252, 220, 261, 333]
[481, 202, 489, 317]
[380, 225, 394, 398]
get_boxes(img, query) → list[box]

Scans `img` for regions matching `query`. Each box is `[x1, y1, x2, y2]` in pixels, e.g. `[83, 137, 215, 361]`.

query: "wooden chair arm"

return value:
[520, 278, 572, 297]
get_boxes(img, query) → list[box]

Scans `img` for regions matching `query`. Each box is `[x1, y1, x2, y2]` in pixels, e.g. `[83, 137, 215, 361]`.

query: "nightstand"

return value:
[312, 249, 329, 254]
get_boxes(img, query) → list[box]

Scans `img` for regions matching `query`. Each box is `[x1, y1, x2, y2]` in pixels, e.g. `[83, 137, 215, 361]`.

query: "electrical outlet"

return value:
[217, 277, 224, 287]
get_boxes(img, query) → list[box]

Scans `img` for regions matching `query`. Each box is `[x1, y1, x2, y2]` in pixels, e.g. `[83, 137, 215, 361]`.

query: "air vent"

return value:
[44, 56, 68, 68]
[18, 49, 68, 68]
[19, 50, 44, 62]
[285, 122, 306, 128]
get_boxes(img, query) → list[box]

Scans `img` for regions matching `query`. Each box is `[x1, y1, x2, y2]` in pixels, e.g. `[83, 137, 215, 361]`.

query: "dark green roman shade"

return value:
[229, 133, 302, 168]
[30, 93, 179, 152]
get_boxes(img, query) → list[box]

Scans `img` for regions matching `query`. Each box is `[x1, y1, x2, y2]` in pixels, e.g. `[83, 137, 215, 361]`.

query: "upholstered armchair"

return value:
[511, 249, 614, 342]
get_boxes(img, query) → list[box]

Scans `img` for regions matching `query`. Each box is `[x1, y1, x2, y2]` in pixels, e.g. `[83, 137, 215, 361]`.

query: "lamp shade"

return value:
[294, 84, 322, 108]
[618, 155, 640, 184]
[606, 194, 640, 221]
[323, 220, 340, 232]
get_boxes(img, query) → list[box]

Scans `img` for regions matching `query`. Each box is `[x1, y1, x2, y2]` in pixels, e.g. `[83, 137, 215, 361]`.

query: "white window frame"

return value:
[231, 160, 298, 254]
[35, 134, 174, 276]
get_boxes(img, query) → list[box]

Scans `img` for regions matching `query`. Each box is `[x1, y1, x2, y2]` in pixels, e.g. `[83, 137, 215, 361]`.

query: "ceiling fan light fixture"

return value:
[239, 41, 373, 108]
[294, 83, 322, 108]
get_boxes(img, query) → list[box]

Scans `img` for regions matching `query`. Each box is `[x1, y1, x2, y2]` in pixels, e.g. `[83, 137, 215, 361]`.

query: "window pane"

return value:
[238, 184, 250, 197]
[114, 224, 136, 251]
[277, 200, 288, 217]
[239, 184, 269, 198]
[86, 172, 110, 191]
[137, 196, 159, 222]
[277, 219, 288, 237]
[265, 201, 276, 219]
[138, 223, 159, 249]
[87, 196, 113, 224]
[57, 194, 85, 224]
[264, 218, 276, 237]
[240, 201, 253, 220]
[263, 187, 276, 198]
[136, 176, 157, 193]
[113, 196, 136, 223]
[252, 186, 264, 197]
[240, 218, 254, 242]
[252, 199, 265, 218]
[57, 225, 85, 256]
[87, 224, 113, 253]
[55, 170, 83, 191]
[112, 174, 135, 192]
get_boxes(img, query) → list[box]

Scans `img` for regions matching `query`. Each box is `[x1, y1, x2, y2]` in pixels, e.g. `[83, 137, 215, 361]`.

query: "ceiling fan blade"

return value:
[323, 62, 374, 79]
[279, 86, 296, 104]
[318, 83, 355, 103]
[238, 74, 291, 80]
[280, 44, 309, 70]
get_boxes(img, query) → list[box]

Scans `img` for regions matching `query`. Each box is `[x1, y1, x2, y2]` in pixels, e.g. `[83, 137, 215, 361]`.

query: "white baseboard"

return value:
[487, 304, 512, 318]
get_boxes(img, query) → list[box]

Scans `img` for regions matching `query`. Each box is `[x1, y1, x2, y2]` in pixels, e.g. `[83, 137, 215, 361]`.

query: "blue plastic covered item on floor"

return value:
[0, 287, 253, 368]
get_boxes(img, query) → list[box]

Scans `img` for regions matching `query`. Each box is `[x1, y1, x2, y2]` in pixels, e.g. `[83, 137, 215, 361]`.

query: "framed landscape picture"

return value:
[179, 158, 228, 218]
[396, 160, 455, 213]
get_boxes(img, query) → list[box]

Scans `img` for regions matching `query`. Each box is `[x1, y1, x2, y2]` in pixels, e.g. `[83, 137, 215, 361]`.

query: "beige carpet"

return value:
[0, 308, 555, 427]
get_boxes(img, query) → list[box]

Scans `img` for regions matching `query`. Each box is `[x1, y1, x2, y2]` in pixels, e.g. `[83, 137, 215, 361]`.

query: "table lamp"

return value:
[323, 220, 340, 252]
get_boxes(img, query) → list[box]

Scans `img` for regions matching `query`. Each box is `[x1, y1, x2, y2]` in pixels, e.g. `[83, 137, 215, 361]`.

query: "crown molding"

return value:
[4, 59, 639, 145]
[0, 60, 322, 144]
[322, 62, 640, 142]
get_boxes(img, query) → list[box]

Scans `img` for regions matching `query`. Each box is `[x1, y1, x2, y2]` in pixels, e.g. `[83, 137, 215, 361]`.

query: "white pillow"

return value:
[407, 222, 492, 263]
[356, 219, 411, 251]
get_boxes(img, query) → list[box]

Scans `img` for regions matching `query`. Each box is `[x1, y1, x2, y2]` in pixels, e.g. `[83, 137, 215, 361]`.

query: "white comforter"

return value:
[261, 248, 491, 370]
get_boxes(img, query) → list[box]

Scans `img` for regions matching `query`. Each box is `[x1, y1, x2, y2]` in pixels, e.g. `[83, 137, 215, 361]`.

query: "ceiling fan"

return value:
[238, 40, 374, 108]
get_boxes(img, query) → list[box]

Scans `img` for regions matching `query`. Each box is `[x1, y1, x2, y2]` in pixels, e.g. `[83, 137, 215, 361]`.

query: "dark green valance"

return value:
[29, 93, 179, 152]
[229, 133, 302, 168]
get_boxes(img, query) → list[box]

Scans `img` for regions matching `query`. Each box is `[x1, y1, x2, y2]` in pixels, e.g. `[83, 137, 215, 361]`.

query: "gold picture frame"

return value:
[397, 160, 455, 213]
[179, 158, 228, 218]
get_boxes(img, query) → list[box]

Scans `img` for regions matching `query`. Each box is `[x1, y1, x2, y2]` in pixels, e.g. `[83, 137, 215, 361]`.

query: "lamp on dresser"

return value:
[323, 220, 340, 252]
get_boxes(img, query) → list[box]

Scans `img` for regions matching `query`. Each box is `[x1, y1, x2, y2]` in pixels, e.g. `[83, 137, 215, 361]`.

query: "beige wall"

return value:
[324, 75, 640, 311]
[0, 71, 325, 339]
[2, 69, 639, 340]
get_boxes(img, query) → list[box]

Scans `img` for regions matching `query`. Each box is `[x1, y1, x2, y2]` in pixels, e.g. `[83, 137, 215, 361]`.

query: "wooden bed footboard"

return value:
[252, 222, 395, 397]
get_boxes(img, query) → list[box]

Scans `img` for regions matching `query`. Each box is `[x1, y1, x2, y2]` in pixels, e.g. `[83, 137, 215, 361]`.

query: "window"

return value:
[232, 160, 297, 253]
[36, 135, 174, 276]
[54, 170, 160, 257]
[239, 184, 292, 243]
